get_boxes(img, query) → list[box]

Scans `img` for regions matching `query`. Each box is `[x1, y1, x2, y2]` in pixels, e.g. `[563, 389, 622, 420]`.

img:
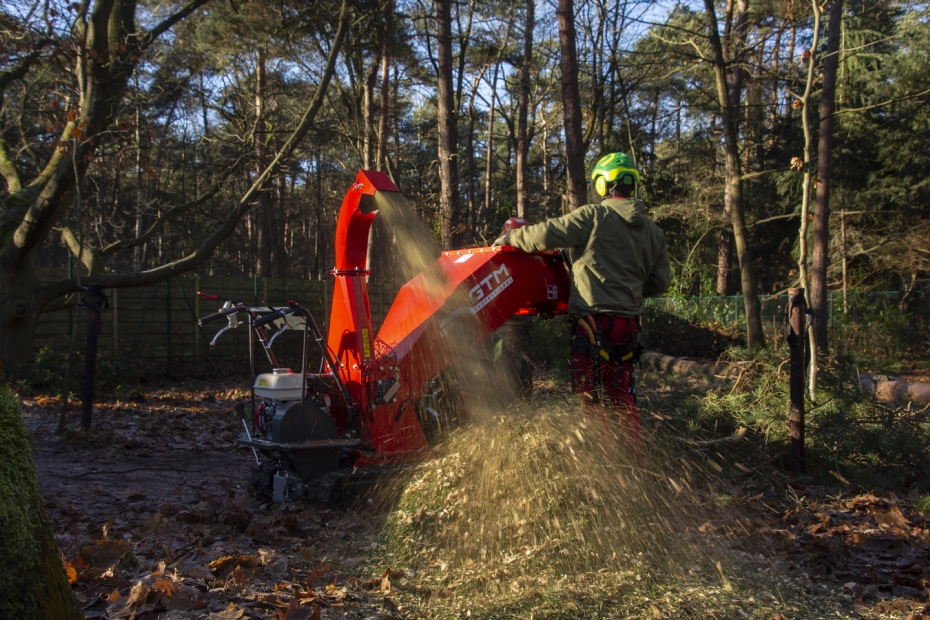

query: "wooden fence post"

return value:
[111, 288, 118, 357]
[787, 287, 807, 475]
[194, 275, 200, 358]
[81, 284, 106, 431]
[166, 279, 173, 379]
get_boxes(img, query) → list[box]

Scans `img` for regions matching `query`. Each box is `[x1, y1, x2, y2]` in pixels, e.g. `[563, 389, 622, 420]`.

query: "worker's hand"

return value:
[492, 232, 510, 247]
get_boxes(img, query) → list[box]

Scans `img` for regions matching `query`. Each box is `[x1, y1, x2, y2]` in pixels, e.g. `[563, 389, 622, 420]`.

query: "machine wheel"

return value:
[497, 316, 535, 398]
[417, 371, 468, 445]
[250, 460, 278, 499]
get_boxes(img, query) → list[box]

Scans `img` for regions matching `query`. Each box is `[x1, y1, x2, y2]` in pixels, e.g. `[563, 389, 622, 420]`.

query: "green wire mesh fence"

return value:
[29, 267, 929, 380]
[643, 290, 929, 359]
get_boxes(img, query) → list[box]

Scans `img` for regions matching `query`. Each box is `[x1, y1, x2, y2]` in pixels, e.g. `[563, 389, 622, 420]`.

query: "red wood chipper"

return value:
[198, 171, 571, 502]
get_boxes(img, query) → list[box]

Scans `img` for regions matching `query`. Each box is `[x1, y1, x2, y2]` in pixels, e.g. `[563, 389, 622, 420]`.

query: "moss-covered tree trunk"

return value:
[0, 379, 83, 619]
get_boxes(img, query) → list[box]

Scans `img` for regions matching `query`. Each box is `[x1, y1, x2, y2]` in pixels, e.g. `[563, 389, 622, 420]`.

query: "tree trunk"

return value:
[436, 0, 461, 249]
[798, 0, 823, 393]
[467, 89, 479, 242]
[557, 0, 588, 211]
[811, 0, 843, 352]
[0, 1, 349, 371]
[133, 73, 145, 272]
[465, 68, 486, 243]
[715, 204, 734, 295]
[0, 385, 84, 619]
[541, 119, 551, 216]
[362, 55, 378, 169]
[377, 27, 391, 172]
[770, 20, 783, 148]
[786, 18, 797, 122]
[703, 0, 766, 348]
[255, 48, 273, 278]
[315, 146, 324, 280]
[483, 19, 513, 236]
[716, 0, 748, 296]
[515, 0, 535, 219]
[274, 182, 288, 283]
[0, 265, 42, 376]
[454, 0, 476, 114]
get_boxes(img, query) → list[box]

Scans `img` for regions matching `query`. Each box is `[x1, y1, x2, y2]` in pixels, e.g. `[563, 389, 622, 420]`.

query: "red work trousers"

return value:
[568, 315, 642, 459]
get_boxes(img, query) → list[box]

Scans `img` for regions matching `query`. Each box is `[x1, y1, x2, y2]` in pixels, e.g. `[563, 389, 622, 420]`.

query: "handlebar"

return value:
[198, 304, 248, 326]
[197, 291, 233, 302]
[253, 307, 295, 328]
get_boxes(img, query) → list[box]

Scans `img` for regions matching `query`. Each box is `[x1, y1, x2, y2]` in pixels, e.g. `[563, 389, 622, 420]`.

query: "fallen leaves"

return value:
[380, 568, 394, 594]
[877, 505, 913, 530]
[208, 553, 259, 578]
[62, 559, 78, 584]
[778, 491, 930, 604]
[79, 538, 131, 569]
[274, 598, 321, 620]
[25, 379, 930, 619]
[124, 580, 149, 608]
[206, 604, 245, 619]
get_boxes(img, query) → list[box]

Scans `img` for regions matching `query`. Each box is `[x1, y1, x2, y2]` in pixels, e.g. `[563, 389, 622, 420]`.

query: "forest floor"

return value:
[21, 376, 930, 620]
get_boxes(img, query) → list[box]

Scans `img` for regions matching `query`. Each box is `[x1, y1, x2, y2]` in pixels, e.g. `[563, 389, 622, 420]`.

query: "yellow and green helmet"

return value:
[591, 152, 640, 197]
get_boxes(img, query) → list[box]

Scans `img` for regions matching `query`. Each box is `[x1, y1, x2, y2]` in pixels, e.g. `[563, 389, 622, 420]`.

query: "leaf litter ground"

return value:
[19, 378, 930, 619]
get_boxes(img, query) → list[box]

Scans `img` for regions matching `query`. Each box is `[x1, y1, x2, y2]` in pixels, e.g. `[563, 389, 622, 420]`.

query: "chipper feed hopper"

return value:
[199, 171, 570, 502]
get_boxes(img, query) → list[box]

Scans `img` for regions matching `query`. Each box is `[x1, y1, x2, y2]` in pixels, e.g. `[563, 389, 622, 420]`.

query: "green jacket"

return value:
[506, 198, 670, 317]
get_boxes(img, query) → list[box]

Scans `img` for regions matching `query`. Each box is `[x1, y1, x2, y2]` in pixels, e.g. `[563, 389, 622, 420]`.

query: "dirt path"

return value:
[24, 387, 393, 619]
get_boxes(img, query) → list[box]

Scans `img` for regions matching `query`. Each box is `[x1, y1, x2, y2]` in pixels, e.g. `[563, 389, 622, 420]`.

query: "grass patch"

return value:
[638, 347, 930, 491]
[914, 495, 930, 516]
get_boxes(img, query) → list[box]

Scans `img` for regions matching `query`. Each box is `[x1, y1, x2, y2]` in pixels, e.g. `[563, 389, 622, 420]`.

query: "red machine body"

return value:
[324, 171, 570, 466]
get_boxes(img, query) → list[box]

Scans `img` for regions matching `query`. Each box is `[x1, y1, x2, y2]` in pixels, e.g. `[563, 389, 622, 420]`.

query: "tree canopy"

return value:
[1, 0, 928, 369]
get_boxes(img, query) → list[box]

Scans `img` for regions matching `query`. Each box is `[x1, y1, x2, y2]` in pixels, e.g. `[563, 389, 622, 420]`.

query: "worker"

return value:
[493, 152, 671, 455]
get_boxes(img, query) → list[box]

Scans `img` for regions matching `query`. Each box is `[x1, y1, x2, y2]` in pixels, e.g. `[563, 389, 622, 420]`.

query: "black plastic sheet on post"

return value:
[80, 284, 108, 431]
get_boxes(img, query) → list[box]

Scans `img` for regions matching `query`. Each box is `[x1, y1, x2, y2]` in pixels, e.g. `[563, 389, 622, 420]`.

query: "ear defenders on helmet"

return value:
[594, 173, 637, 197]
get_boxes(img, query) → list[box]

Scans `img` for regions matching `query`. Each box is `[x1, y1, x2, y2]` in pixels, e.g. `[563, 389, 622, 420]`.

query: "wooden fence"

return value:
[34, 269, 397, 377]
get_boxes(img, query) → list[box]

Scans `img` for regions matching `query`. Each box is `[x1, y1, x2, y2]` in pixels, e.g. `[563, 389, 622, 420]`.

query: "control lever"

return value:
[265, 323, 288, 350]
[208, 301, 243, 347]
[234, 403, 260, 465]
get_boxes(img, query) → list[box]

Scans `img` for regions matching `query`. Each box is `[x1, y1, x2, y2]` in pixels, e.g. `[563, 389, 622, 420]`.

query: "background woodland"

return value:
[1, 0, 929, 367]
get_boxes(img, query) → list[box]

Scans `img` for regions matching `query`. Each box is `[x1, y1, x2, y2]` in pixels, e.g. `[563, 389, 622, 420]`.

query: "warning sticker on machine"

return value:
[454, 253, 474, 263]
[361, 328, 371, 358]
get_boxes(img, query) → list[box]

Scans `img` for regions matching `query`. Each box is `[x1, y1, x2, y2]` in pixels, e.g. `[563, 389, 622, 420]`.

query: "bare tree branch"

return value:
[139, 0, 212, 50]
[58, 226, 100, 275]
[829, 87, 930, 119]
[36, 1, 352, 310]
[99, 149, 251, 257]
[0, 45, 50, 192]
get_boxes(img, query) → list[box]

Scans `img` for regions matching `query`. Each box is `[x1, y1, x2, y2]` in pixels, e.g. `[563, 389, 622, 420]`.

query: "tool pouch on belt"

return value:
[569, 323, 609, 361]
[568, 318, 642, 365]
[612, 334, 642, 365]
